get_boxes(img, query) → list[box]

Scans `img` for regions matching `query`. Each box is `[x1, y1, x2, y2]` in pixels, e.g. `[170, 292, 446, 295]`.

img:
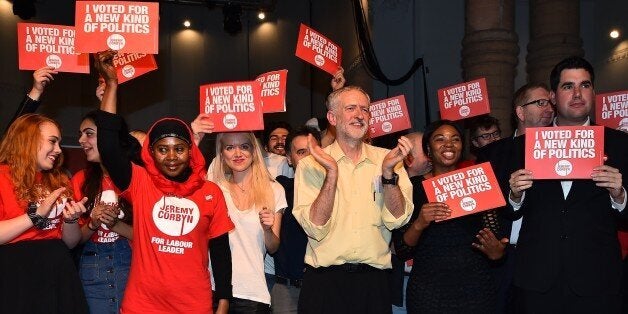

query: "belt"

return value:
[274, 276, 302, 288]
[310, 263, 378, 273]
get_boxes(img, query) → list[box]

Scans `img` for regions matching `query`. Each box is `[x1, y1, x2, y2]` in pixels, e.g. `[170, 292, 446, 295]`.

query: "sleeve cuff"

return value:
[611, 187, 627, 212]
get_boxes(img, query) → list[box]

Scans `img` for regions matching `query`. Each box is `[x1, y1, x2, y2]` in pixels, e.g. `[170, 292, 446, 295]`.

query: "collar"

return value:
[327, 141, 376, 165]
[553, 116, 591, 127]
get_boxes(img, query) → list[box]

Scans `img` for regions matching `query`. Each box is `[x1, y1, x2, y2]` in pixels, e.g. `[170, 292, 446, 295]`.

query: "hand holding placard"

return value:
[190, 113, 215, 145]
[416, 202, 452, 229]
[508, 169, 533, 202]
[94, 50, 118, 83]
[591, 164, 625, 202]
[331, 67, 346, 91]
[29, 66, 58, 100]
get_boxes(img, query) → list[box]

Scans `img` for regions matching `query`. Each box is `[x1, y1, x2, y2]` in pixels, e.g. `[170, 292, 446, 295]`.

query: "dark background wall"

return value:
[1, 0, 626, 153]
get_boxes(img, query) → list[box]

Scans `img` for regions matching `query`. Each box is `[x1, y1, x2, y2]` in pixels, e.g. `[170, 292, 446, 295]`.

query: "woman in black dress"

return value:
[393, 120, 507, 313]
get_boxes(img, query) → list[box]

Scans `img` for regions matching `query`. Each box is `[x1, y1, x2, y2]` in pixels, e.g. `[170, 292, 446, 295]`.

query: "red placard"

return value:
[17, 23, 89, 73]
[255, 69, 288, 113]
[596, 90, 628, 133]
[437, 78, 490, 121]
[422, 162, 505, 220]
[75, 1, 159, 53]
[199, 81, 264, 132]
[525, 126, 604, 179]
[113, 53, 157, 84]
[295, 24, 342, 75]
[368, 95, 412, 138]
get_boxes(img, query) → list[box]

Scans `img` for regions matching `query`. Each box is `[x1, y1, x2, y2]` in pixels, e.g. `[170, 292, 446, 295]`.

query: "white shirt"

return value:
[220, 181, 287, 305]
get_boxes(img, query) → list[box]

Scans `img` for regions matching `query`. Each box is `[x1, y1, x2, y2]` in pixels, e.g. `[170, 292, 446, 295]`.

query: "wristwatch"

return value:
[381, 173, 399, 186]
[27, 202, 50, 230]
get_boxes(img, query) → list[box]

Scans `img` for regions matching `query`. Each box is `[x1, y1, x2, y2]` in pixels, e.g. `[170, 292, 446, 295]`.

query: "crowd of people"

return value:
[0, 51, 626, 314]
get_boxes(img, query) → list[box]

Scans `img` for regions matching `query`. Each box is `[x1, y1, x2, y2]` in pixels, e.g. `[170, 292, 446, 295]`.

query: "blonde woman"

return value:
[211, 132, 286, 313]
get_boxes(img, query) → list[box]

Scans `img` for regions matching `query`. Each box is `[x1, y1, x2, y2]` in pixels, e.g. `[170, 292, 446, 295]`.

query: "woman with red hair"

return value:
[0, 113, 88, 313]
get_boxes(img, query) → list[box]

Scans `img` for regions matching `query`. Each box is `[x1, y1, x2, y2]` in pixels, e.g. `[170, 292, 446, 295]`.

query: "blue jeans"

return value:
[79, 239, 131, 314]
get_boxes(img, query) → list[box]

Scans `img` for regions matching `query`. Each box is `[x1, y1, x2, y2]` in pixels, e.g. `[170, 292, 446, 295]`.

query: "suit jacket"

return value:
[476, 135, 524, 238]
[511, 127, 628, 296]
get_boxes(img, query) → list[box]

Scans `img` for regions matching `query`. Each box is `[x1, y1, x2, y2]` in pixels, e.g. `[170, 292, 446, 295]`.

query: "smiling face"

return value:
[328, 89, 370, 143]
[37, 122, 62, 171]
[78, 118, 101, 163]
[551, 68, 595, 126]
[428, 124, 462, 171]
[267, 127, 289, 156]
[220, 132, 254, 174]
[151, 137, 191, 178]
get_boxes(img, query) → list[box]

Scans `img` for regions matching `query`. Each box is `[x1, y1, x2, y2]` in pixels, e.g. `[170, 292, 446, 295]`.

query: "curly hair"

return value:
[0, 114, 72, 202]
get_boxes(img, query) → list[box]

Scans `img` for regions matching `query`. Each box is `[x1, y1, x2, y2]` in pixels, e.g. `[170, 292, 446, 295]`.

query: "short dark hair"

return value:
[422, 120, 464, 156]
[286, 126, 321, 153]
[512, 82, 550, 108]
[263, 121, 292, 146]
[549, 56, 595, 92]
[467, 115, 501, 137]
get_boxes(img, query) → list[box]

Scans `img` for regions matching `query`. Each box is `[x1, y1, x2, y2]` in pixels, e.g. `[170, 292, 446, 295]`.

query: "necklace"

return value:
[231, 180, 246, 193]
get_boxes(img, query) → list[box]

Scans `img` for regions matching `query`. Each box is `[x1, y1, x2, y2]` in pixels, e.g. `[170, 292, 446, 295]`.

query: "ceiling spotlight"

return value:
[183, 20, 191, 28]
[258, 12, 266, 20]
[610, 29, 620, 39]
[223, 3, 242, 35]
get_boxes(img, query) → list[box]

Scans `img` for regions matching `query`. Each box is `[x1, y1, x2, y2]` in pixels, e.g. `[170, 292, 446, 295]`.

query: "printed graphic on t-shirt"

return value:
[148, 197, 200, 255]
[43, 197, 67, 230]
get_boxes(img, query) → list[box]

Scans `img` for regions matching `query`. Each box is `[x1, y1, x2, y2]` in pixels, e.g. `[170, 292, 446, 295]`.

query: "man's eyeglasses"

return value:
[473, 130, 501, 141]
[521, 99, 551, 108]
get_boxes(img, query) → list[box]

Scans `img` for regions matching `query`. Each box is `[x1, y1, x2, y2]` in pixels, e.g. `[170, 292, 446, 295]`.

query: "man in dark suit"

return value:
[508, 57, 627, 313]
[476, 82, 554, 313]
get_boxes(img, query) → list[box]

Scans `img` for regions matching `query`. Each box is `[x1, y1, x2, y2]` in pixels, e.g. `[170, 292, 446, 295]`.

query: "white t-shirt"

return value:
[219, 180, 287, 305]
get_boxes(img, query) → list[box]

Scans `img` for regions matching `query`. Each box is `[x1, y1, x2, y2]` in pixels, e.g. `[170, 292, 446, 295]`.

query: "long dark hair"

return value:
[80, 110, 141, 221]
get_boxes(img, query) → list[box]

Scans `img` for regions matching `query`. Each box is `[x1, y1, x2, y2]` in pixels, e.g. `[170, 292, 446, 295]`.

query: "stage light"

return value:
[257, 11, 265, 20]
[610, 29, 620, 39]
[183, 20, 191, 28]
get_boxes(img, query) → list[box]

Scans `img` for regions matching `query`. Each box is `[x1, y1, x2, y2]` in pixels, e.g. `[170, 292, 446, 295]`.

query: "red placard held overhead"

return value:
[422, 163, 505, 220]
[75, 1, 159, 53]
[199, 81, 264, 132]
[255, 70, 288, 113]
[17, 23, 89, 73]
[525, 126, 604, 179]
[437, 78, 490, 121]
[596, 90, 628, 133]
[113, 53, 157, 84]
[295, 24, 342, 75]
[368, 95, 412, 138]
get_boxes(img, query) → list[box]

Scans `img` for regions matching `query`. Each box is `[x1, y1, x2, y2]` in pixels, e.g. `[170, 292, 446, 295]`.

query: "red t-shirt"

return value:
[72, 170, 126, 243]
[0, 165, 68, 243]
[120, 164, 234, 314]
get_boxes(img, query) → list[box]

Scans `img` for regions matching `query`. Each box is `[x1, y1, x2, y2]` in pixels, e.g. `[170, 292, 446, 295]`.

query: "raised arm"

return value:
[94, 50, 118, 114]
[93, 50, 132, 190]
[382, 136, 413, 218]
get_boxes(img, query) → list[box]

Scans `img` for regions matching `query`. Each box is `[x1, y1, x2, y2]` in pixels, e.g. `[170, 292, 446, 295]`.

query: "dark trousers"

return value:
[514, 285, 620, 314]
[495, 244, 517, 314]
[298, 264, 391, 314]
[229, 297, 270, 314]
